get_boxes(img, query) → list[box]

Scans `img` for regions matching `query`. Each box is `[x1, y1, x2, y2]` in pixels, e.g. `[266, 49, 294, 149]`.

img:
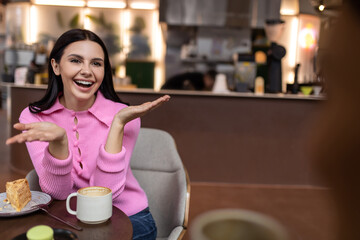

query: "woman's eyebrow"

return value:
[92, 57, 104, 62]
[67, 54, 104, 62]
[67, 54, 83, 59]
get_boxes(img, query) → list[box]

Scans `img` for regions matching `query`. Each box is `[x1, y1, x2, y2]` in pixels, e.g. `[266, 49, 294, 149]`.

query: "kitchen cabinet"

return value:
[182, 0, 227, 26]
[160, 0, 227, 26]
[160, 0, 250, 27]
[160, 0, 281, 28]
[251, 0, 282, 28]
[159, 0, 183, 25]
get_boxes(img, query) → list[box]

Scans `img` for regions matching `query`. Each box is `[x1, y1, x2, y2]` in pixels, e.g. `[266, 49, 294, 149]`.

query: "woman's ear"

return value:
[51, 58, 60, 76]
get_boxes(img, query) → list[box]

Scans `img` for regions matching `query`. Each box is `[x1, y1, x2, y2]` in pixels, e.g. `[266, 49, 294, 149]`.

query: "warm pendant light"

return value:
[280, 0, 299, 15]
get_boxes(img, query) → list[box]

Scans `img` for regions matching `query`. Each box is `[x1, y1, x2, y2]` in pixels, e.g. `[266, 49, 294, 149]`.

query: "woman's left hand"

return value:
[114, 95, 170, 127]
[105, 95, 170, 154]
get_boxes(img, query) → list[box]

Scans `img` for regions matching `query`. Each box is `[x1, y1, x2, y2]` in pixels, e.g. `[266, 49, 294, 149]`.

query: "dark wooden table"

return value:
[0, 199, 133, 240]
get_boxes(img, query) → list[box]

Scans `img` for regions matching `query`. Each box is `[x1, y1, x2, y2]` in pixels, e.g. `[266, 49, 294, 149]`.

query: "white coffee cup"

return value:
[66, 186, 112, 224]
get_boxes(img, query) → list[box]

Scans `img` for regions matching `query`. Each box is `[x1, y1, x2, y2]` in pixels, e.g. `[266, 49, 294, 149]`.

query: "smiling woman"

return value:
[51, 40, 105, 111]
[5, 28, 170, 240]
[28, 29, 121, 114]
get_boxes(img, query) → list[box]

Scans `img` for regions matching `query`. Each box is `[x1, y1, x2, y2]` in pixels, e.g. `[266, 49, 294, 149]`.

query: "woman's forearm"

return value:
[105, 121, 125, 154]
[48, 135, 69, 160]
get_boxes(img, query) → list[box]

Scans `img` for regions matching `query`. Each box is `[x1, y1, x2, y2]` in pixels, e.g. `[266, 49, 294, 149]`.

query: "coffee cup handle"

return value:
[66, 192, 77, 215]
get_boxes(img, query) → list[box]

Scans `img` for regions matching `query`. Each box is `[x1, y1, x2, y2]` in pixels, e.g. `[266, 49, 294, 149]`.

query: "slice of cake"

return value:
[6, 178, 32, 212]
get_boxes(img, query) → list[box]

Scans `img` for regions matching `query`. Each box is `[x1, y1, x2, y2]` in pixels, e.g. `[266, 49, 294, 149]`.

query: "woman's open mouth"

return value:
[74, 80, 94, 88]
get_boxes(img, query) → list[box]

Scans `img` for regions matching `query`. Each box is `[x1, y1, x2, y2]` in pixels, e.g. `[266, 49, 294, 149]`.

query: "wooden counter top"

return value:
[2, 83, 325, 101]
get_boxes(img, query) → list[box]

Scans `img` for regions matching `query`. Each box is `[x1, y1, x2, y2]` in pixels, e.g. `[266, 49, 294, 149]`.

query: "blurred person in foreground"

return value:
[312, 0, 360, 239]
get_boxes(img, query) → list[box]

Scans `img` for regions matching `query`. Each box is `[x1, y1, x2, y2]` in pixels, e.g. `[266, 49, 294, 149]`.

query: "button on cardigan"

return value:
[19, 92, 148, 216]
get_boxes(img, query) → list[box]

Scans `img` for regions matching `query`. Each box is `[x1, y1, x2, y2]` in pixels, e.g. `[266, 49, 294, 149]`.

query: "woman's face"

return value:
[51, 40, 105, 110]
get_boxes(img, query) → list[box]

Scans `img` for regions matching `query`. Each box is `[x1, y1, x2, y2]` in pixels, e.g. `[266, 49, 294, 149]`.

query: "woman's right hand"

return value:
[6, 122, 69, 159]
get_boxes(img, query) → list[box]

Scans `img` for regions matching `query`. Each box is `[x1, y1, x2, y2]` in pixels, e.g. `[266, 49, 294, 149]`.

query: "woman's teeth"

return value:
[74, 80, 94, 88]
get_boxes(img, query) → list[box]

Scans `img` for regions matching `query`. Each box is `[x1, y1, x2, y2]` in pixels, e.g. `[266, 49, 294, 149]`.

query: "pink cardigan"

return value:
[19, 92, 148, 216]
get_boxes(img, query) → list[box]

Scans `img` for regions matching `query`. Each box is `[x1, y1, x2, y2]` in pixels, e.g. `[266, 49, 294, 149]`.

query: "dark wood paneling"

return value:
[8, 86, 325, 186]
[0, 109, 24, 189]
[9, 87, 46, 175]
[117, 92, 325, 185]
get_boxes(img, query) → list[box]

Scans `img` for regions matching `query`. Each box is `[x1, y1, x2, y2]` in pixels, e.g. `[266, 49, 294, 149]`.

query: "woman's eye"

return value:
[92, 62, 102, 67]
[70, 59, 81, 63]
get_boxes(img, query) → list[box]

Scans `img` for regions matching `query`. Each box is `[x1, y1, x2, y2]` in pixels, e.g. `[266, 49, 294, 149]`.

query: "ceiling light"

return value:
[280, 0, 299, 16]
[130, 2, 157, 10]
[87, 1, 126, 9]
[32, 0, 86, 7]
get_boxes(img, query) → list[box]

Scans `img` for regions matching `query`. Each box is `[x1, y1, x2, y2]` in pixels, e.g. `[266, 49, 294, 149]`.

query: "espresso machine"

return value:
[264, 19, 286, 93]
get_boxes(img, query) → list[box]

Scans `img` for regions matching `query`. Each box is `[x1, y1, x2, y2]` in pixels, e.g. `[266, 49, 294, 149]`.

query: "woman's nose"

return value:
[80, 64, 92, 76]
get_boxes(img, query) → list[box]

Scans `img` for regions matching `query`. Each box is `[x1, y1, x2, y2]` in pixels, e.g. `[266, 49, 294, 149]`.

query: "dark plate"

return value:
[12, 228, 78, 240]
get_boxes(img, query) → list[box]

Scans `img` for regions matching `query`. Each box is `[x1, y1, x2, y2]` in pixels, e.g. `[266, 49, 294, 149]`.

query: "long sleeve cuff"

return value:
[96, 144, 127, 173]
[42, 146, 73, 175]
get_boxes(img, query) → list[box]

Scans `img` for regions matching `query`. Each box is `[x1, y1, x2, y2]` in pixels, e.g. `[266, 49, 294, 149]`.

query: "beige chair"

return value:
[26, 127, 190, 240]
[26, 167, 41, 191]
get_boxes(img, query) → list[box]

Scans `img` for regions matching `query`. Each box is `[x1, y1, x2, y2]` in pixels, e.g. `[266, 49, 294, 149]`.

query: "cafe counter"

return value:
[4, 84, 325, 186]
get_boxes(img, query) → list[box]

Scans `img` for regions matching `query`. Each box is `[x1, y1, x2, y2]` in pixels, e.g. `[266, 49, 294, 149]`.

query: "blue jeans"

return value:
[129, 208, 157, 240]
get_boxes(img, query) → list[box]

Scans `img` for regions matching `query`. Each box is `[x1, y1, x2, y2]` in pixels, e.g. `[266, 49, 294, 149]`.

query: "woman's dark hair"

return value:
[29, 29, 125, 113]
